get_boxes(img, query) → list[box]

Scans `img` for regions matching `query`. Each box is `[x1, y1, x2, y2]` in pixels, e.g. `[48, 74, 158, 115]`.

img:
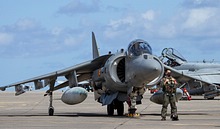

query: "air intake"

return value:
[117, 58, 125, 83]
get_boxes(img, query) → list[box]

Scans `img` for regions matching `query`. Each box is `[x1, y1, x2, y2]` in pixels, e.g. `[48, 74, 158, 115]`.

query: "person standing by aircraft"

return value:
[160, 70, 179, 121]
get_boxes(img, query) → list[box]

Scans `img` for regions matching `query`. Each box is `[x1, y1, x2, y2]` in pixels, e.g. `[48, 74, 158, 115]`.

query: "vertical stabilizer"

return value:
[92, 32, 99, 59]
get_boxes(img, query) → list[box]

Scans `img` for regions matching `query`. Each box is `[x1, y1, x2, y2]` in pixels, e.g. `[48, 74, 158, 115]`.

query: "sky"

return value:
[0, 0, 220, 87]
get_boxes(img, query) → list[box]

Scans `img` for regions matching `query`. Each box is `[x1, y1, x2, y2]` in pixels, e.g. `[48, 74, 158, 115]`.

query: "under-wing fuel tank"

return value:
[61, 87, 88, 105]
[150, 88, 183, 105]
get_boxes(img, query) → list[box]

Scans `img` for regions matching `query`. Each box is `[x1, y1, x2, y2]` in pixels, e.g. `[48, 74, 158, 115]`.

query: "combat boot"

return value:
[171, 115, 179, 121]
[161, 117, 166, 121]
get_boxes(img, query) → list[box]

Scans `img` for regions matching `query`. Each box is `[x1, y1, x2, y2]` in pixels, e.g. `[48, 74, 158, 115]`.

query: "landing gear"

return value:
[127, 88, 140, 117]
[46, 78, 56, 116]
[128, 91, 137, 112]
[107, 103, 114, 116]
[49, 107, 54, 116]
[116, 100, 124, 116]
[48, 91, 54, 116]
[107, 99, 124, 116]
[127, 95, 139, 117]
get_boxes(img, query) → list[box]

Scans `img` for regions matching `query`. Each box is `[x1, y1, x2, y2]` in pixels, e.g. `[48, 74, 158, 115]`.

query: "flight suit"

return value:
[161, 76, 179, 121]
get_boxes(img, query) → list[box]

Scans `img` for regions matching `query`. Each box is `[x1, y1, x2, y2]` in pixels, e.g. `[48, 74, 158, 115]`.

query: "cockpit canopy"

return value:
[161, 48, 187, 66]
[128, 39, 152, 56]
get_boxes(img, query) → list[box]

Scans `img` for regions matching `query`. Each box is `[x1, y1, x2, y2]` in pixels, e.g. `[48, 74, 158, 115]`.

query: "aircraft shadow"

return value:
[0, 114, 49, 117]
[183, 99, 220, 101]
[0, 112, 126, 118]
[141, 112, 208, 116]
[55, 112, 110, 117]
[180, 97, 220, 101]
[0, 112, 208, 117]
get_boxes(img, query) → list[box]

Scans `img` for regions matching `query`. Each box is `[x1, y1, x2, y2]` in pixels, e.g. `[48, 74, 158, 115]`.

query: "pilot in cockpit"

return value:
[164, 59, 180, 67]
[128, 40, 152, 56]
[133, 42, 142, 56]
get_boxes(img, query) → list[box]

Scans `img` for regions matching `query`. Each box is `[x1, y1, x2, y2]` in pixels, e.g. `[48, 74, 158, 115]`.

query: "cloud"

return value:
[51, 27, 63, 36]
[181, 0, 220, 9]
[102, 0, 220, 42]
[156, 0, 220, 41]
[0, 32, 14, 45]
[141, 10, 155, 21]
[182, 8, 215, 29]
[106, 5, 126, 12]
[108, 16, 134, 30]
[100, 0, 220, 61]
[15, 19, 39, 31]
[0, 18, 88, 58]
[178, 0, 220, 37]
[58, 0, 100, 15]
[1, 0, 219, 61]
[155, 1, 220, 59]
[103, 10, 157, 40]
[158, 24, 177, 38]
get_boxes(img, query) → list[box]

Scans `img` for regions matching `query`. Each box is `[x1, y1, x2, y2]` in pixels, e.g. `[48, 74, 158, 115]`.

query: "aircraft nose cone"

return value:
[126, 54, 164, 87]
[141, 55, 164, 83]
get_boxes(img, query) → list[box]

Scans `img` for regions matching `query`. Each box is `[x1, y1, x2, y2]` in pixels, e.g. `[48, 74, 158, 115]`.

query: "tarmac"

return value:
[0, 91, 220, 129]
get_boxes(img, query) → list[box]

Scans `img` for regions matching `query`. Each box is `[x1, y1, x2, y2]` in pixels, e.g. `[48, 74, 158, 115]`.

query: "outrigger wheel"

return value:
[48, 107, 54, 116]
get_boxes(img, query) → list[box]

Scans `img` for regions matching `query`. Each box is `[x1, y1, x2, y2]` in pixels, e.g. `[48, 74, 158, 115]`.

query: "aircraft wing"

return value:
[0, 54, 111, 94]
[164, 65, 219, 88]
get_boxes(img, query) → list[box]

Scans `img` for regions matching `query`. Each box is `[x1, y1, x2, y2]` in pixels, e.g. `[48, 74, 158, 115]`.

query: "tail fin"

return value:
[92, 32, 99, 59]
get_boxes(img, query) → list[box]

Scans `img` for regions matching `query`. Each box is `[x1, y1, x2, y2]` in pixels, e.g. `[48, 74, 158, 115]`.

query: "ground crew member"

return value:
[160, 69, 179, 121]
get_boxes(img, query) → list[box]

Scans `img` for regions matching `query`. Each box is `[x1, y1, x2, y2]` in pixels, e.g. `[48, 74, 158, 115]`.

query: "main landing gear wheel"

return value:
[107, 100, 124, 116]
[116, 100, 124, 116]
[107, 103, 114, 116]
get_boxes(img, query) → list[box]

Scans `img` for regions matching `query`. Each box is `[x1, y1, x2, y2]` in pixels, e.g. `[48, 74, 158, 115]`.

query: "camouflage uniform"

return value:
[161, 75, 179, 121]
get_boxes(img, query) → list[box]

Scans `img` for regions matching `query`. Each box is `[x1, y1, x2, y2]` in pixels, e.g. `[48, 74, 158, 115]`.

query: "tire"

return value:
[207, 97, 214, 100]
[49, 107, 54, 116]
[107, 103, 114, 116]
[116, 101, 124, 116]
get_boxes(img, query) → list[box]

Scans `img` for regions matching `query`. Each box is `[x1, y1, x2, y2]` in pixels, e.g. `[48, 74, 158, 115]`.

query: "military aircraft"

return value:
[159, 48, 220, 99]
[0, 32, 167, 116]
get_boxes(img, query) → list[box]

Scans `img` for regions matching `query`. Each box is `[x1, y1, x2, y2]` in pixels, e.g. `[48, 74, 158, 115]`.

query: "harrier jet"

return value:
[0, 32, 166, 116]
[160, 48, 220, 99]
